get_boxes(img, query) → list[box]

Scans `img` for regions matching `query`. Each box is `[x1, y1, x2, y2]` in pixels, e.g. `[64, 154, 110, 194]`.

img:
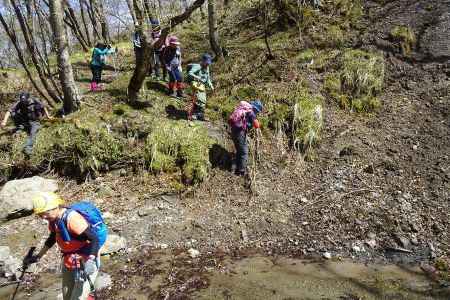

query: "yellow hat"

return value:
[32, 192, 63, 214]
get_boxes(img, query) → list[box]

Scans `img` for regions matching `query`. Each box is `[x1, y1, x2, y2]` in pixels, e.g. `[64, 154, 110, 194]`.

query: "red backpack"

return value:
[228, 101, 253, 129]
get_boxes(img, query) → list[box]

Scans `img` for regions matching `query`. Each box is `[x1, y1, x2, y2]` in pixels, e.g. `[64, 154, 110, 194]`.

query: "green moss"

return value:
[297, 49, 314, 63]
[390, 26, 416, 56]
[145, 121, 213, 184]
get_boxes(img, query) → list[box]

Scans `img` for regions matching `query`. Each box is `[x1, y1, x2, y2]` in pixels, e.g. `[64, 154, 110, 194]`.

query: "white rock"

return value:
[0, 176, 58, 222]
[101, 234, 126, 255]
[300, 197, 308, 203]
[188, 248, 200, 258]
[323, 252, 332, 259]
[159, 243, 169, 249]
[94, 272, 112, 290]
[365, 240, 377, 249]
[352, 246, 362, 253]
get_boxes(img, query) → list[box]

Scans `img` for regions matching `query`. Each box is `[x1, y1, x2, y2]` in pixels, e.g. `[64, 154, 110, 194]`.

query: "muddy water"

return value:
[2, 254, 448, 300]
[194, 256, 446, 300]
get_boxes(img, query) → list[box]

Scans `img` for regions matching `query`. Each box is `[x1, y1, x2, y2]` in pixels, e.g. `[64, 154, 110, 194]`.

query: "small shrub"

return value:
[390, 25, 416, 56]
[145, 121, 213, 184]
[325, 49, 385, 112]
[341, 50, 384, 97]
[292, 92, 324, 152]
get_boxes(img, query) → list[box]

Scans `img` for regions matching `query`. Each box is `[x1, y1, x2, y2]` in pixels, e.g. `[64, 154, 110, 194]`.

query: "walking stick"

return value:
[10, 247, 36, 300]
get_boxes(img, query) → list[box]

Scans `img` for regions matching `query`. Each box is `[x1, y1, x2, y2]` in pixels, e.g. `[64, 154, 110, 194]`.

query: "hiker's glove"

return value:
[23, 255, 39, 265]
[84, 258, 97, 276]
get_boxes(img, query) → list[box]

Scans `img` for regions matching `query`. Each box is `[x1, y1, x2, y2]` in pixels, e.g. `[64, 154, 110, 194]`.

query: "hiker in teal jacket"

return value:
[90, 43, 116, 91]
[187, 53, 214, 121]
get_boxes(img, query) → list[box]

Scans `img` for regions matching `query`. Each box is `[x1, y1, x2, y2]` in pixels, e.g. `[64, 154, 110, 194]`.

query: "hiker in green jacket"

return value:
[90, 43, 116, 91]
[187, 54, 214, 121]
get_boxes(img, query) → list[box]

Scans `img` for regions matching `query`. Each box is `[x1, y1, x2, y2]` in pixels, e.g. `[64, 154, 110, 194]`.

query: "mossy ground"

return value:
[0, 0, 386, 183]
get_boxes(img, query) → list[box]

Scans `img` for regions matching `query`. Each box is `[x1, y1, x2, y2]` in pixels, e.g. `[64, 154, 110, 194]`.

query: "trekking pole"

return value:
[79, 259, 97, 300]
[10, 247, 36, 300]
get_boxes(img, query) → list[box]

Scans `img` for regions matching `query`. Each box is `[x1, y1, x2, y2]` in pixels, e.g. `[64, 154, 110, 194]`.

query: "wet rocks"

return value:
[0, 246, 21, 280]
[102, 235, 127, 255]
[0, 176, 58, 223]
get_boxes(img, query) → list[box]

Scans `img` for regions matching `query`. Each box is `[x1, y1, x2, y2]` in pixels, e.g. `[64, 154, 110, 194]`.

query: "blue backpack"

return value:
[57, 201, 108, 248]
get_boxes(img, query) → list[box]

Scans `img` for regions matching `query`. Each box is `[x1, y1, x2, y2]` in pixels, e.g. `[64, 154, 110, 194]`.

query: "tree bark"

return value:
[90, 0, 110, 43]
[208, 0, 223, 58]
[125, 0, 137, 24]
[49, 0, 81, 113]
[79, 0, 93, 46]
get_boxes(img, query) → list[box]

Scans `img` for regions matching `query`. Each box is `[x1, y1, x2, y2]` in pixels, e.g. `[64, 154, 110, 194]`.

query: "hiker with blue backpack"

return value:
[228, 100, 263, 176]
[26, 192, 108, 300]
[186, 53, 214, 121]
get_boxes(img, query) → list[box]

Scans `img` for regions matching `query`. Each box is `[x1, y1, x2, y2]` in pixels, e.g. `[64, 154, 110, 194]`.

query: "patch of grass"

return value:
[296, 49, 314, 63]
[324, 49, 384, 112]
[390, 25, 416, 56]
[144, 120, 213, 184]
[292, 91, 324, 152]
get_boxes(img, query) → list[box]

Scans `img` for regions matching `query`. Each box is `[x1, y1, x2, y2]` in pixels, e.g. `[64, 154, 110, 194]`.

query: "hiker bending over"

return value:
[90, 43, 116, 91]
[186, 53, 214, 121]
[0, 92, 51, 155]
[228, 100, 263, 176]
[162, 36, 184, 98]
[27, 192, 108, 300]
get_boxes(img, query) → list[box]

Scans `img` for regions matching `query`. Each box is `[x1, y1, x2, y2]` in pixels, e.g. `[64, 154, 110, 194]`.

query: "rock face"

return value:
[0, 246, 21, 280]
[101, 234, 126, 255]
[0, 176, 59, 223]
[421, 11, 450, 59]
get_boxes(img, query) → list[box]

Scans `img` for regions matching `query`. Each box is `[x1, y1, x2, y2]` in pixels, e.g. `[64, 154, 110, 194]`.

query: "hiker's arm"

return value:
[79, 226, 100, 257]
[1, 111, 10, 127]
[35, 232, 56, 260]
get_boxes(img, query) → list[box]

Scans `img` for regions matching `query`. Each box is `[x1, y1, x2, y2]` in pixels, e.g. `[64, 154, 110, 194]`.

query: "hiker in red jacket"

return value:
[162, 36, 184, 97]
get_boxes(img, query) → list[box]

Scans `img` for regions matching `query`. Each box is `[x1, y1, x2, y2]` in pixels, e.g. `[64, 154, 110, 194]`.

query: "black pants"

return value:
[231, 127, 248, 174]
[91, 65, 103, 83]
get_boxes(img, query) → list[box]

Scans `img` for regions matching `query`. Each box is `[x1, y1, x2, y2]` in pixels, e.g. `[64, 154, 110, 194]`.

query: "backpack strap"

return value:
[57, 209, 74, 242]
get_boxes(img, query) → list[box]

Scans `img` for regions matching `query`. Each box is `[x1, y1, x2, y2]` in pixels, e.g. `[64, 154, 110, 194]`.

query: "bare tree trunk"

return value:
[86, 0, 101, 41]
[90, 0, 110, 43]
[208, 0, 223, 58]
[0, 11, 56, 106]
[79, 0, 93, 46]
[9, 0, 61, 104]
[127, 0, 152, 103]
[62, 0, 90, 51]
[125, 0, 137, 24]
[49, 0, 80, 114]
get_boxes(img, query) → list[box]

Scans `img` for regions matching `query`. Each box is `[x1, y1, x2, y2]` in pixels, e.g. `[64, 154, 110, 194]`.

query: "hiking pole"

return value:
[10, 247, 36, 300]
[79, 259, 97, 300]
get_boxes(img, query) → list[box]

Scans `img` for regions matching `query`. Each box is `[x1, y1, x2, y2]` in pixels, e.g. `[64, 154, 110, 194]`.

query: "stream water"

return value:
[2, 252, 449, 300]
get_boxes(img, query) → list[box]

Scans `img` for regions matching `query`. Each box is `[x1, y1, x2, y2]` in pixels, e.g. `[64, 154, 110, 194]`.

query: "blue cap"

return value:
[202, 53, 212, 65]
[150, 19, 160, 26]
[250, 100, 263, 113]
